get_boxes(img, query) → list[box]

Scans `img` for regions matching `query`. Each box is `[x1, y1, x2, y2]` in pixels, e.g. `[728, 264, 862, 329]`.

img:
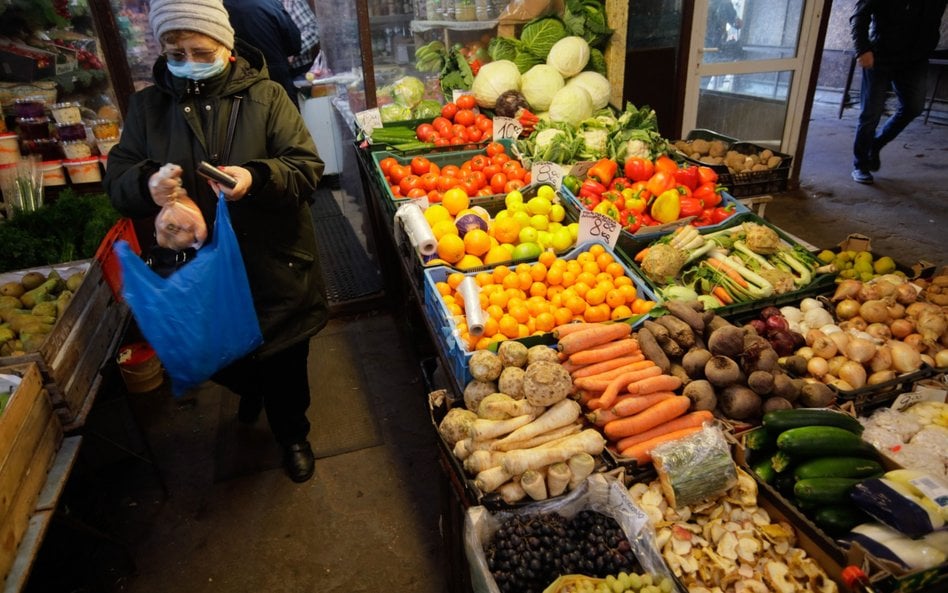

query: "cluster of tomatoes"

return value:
[414, 95, 493, 146]
[380, 141, 531, 202]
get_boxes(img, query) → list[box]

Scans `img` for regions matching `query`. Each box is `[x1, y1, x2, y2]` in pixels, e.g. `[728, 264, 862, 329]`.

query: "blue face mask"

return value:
[167, 56, 227, 80]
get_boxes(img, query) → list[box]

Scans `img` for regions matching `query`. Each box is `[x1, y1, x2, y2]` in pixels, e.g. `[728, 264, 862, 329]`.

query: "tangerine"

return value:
[631, 298, 655, 315]
[618, 284, 638, 302]
[463, 229, 491, 257]
[588, 244, 607, 257]
[446, 272, 466, 289]
[530, 262, 547, 282]
[498, 315, 519, 338]
[508, 303, 530, 324]
[492, 217, 521, 244]
[456, 254, 484, 269]
[546, 267, 564, 286]
[595, 252, 615, 270]
[610, 305, 633, 320]
[475, 271, 493, 287]
[435, 281, 452, 296]
[529, 282, 547, 298]
[605, 288, 625, 309]
[486, 304, 504, 320]
[442, 187, 470, 215]
[583, 303, 611, 322]
[605, 262, 626, 279]
[535, 312, 556, 333]
[584, 287, 606, 306]
[538, 251, 557, 268]
[554, 307, 573, 326]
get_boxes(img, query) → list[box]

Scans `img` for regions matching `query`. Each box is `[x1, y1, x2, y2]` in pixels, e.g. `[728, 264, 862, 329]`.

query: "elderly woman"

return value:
[103, 0, 327, 483]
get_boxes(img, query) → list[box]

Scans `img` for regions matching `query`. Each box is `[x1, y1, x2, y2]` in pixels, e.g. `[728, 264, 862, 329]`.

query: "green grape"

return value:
[627, 573, 642, 591]
[616, 572, 631, 591]
[640, 574, 653, 587]
[658, 577, 673, 593]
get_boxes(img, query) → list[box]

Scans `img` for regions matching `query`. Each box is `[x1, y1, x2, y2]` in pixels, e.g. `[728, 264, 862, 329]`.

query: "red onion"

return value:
[748, 319, 767, 335]
[766, 315, 789, 332]
[768, 329, 798, 357]
[761, 306, 782, 320]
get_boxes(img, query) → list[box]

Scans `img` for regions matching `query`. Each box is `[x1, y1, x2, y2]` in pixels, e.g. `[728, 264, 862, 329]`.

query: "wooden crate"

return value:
[0, 260, 129, 427]
[0, 362, 63, 583]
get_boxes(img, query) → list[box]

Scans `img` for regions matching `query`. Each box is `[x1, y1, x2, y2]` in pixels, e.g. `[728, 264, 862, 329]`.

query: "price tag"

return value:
[355, 107, 382, 136]
[569, 161, 596, 178]
[530, 161, 563, 190]
[909, 475, 948, 509]
[577, 209, 620, 249]
[492, 116, 523, 141]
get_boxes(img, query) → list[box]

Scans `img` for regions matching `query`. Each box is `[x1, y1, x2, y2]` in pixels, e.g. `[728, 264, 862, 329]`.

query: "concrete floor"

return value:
[20, 97, 947, 593]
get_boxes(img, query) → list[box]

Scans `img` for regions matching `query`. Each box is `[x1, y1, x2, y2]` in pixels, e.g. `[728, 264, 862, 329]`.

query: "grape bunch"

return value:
[485, 510, 642, 593]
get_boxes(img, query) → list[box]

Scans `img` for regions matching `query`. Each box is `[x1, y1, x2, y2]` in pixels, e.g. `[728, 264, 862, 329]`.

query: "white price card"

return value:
[452, 89, 472, 104]
[492, 116, 523, 141]
[577, 209, 620, 249]
[355, 107, 382, 136]
[531, 161, 563, 190]
[909, 475, 948, 509]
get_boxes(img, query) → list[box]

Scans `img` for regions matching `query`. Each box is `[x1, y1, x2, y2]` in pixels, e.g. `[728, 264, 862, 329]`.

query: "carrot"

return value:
[626, 374, 683, 395]
[634, 247, 649, 263]
[611, 391, 677, 418]
[571, 354, 646, 379]
[706, 258, 749, 287]
[560, 358, 588, 375]
[603, 395, 691, 440]
[619, 426, 704, 465]
[711, 286, 733, 305]
[575, 364, 662, 396]
[586, 407, 621, 426]
[587, 392, 637, 412]
[615, 410, 714, 451]
[576, 389, 601, 407]
[596, 366, 664, 409]
[556, 323, 632, 356]
[568, 337, 640, 366]
[553, 322, 593, 339]
[573, 360, 656, 391]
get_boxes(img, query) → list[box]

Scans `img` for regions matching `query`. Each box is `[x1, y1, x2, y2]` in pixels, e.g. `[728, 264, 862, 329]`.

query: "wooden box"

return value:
[0, 362, 63, 583]
[0, 260, 129, 428]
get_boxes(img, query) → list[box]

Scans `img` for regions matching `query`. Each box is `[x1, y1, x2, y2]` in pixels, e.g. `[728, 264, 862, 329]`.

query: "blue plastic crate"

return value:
[422, 241, 658, 388]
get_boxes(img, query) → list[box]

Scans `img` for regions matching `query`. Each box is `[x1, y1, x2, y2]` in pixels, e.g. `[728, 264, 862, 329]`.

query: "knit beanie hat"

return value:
[149, 0, 235, 50]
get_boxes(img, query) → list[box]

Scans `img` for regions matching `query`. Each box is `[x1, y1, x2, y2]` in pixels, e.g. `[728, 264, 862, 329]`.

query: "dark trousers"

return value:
[853, 60, 928, 171]
[212, 339, 312, 446]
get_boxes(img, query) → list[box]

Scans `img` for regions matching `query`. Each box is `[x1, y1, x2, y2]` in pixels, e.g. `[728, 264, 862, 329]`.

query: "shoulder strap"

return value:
[221, 95, 243, 164]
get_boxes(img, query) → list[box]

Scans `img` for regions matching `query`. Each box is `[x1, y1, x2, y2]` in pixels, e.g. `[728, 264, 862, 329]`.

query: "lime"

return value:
[512, 241, 542, 261]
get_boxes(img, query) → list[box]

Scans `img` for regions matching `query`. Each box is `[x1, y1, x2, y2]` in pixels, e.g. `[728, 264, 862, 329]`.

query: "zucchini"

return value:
[793, 457, 884, 481]
[813, 505, 869, 537]
[794, 477, 862, 505]
[744, 427, 774, 451]
[771, 450, 794, 473]
[762, 408, 863, 435]
[752, 457, 776, 484]
[773, 471, 797, 496]
[776, 426, 876, 458]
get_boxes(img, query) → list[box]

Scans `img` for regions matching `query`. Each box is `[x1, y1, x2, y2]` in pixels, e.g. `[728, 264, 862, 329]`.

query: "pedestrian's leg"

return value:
[260, 340, 312, 447]
[853, 65, 890, 173]
[875, 60, 928, 149]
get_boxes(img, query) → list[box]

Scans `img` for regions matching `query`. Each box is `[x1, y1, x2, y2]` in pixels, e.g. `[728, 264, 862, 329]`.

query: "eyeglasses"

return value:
[161, 48, 220, 63]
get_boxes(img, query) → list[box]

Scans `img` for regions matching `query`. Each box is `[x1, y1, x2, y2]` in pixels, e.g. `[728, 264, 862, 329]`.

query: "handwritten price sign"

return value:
[577, 209, 620, 249]
[530, 161, 563, 189]
[355, 108, 382, 136]
[492, 117, 523, 140]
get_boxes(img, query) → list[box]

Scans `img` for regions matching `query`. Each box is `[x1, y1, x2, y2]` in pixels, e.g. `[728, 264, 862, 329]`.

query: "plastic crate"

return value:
[680, 140, 793, 197]
[422, 241, 658, 388]
[95, 217, 140, 301]
[616, 212, 838, 318]
[370, 139, 516, 217]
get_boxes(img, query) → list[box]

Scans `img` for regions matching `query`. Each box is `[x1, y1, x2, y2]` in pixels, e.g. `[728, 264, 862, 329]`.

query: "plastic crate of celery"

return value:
[629, 213, 833, 310]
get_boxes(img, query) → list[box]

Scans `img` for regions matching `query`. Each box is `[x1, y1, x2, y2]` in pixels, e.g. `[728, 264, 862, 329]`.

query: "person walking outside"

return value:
[850, 0, 947, 184]
[103, 0, 328, 483]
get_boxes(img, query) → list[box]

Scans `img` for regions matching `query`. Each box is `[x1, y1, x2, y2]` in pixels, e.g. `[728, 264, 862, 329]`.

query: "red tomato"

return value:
[410, 156, 431, 176]
[420, 172, 439, 191]
[441, 165, 461, 178]
[450, 137, 467, 145]
[406, 187, 427, 199]
[491, 153, 510, 166]
[437, 176, 458, 192]
[482, 164, 500, 179]
[469, 170, 486, 188]
[451, 124, 467, 139]
[379, 157, 397, 176]
[485, 142, 506, 157]
[522, 171, 531, 185]
[454, 109, 476, 126]
[504, 179, 524, 193]
[466, 126, 482, 143]
[390, 185, 402, 197]
[415, 123, 435, 142]
[502, 160, 524, 180]
[456, 94, 476, 110]
[476, 187, 494, 197]
[490, 173, 508, 194]
[388, 163, 409, 184]
[399, 174, 422, 195]
[433, 137, 449, 147]
[427, 189, 443, 203]
[428, 163, 440, 176]
[469, 154, 488, 171]
[432, 116, 451, 132]
[441, 103, 458, 120]
[459, 174, 480, 196]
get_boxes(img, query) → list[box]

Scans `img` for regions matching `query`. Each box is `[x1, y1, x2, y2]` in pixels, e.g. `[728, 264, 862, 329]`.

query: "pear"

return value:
[20, 271, 45, 291]
[0, 282, 24, 298]
[65, 271, 85, 292]
[0, 295, 22, 309]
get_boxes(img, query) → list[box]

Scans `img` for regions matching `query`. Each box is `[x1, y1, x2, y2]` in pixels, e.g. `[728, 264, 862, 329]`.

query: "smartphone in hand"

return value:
[197, 161, 238, 189]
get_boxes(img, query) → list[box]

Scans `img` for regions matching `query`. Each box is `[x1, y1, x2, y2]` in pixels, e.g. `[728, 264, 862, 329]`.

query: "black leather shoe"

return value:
[283, 441, 315, 483]
[237, 395, 263, 424]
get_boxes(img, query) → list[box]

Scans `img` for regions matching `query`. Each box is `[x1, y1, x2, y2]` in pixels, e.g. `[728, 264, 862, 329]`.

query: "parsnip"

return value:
[490, 399, 581, 450]
[546, 462, 571, 497]
[475, 465, 512, 493]
[498, 480, 526, 504]
[470, 414, 534, 441]
[490, 423, 581, 452]
[501, 429, 605, 475]
[463, 449, 505, 474]
[453, 437, 491, 460]
[567, 453, 596, 490]
[521, 469, 548, 500]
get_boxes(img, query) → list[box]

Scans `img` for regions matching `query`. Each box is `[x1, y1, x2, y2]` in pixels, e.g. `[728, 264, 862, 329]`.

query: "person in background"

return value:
[224, 0, 302, 103]
[706, 0, 742, 57]
[104, 0, 327, 483]
[849, 0, 947, 184]
[282, 0, 321, 78]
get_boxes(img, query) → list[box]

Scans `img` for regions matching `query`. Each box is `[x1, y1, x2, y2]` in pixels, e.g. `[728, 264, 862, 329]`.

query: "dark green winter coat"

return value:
[104, 40, 328, 359]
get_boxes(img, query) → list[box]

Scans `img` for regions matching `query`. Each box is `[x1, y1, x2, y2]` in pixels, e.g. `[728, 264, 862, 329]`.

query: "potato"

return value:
[760, 149, 774, 161]
[767, 156, 783, 169]
[709, 140, 728, 157]
[691, 138, 710, 155]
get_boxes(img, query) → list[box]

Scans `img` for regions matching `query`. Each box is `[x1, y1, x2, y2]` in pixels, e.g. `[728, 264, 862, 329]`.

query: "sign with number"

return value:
[355, 107, 382, 136]
[577, 209, 620, 249]
[492, 116, 523, 141]
[531, 161, 563, 190]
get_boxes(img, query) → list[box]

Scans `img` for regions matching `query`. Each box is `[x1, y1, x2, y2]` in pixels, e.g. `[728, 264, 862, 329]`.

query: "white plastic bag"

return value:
[155, 195, 207, 250]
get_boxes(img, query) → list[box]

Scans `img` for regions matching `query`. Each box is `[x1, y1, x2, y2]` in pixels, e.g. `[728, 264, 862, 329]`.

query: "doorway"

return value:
[682, 0, 826, 154]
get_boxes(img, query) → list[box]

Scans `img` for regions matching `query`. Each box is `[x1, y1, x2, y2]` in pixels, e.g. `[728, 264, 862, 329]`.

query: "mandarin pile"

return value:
[433, 245, 657, 351]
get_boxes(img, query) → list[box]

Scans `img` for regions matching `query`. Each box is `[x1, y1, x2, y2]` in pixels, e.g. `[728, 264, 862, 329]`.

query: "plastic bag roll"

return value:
[395, 202, 437, 256]
[457, 276, 486, 337]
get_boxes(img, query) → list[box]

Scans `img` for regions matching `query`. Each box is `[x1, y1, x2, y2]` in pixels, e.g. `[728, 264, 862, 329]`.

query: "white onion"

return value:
[846, 337, 877, 364]
[821, 324, 843, 335]
[888, 339, 922, 372]
[838, 361, 867, 389]
[936, 349, 948, 368]
[807, 356, 829, 378]
[780, 306, 804, 323]
[804, 308, 834, 328]
[800, 298, 824, 312]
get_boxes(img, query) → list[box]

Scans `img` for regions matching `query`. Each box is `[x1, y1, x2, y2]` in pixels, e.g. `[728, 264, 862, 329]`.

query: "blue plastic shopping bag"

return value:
[115, 195, 263, 396]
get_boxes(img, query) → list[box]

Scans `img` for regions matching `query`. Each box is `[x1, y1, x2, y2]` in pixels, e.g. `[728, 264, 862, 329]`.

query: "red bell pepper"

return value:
[580, 178, 606, 197]
[697, 165, 719, 185]
[623, 156, 654, 182]
[609, 177, 632, 192]
[578, 193, 601, 208]
[693, 209, 715, 227]
[710, 204, 737, 224]
[587, 158, 618, 186]
[645, 171, 675, 197]
[693, 182, 724, 208]
[673, 164, 700, 191]
[619, 209, 641, 233]
[678, 196, 705, 218]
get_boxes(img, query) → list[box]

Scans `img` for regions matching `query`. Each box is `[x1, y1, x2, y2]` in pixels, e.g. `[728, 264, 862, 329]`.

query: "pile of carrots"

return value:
[556, 321, 713, 465]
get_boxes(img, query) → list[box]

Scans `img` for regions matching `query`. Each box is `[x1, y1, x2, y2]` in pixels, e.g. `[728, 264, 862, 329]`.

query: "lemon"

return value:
[567, 222, 579, 241]
[518, 226, 539, 244]
[512, 210, 532, 228]
[431, 219, 460, 240]
[551, 227, 573, 252]
[424, 204, 452, 226]
[549, 203, 566, 222]
[529, 214, 549, 231]
[505, 190, 524, 209]
[526, 196, 552, 216]
[537, 185, 556, 200]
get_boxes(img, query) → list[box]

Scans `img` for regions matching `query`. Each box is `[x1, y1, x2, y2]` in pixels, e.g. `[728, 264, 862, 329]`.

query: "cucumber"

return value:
[794, 477, 862, 505]
[762, 408, 864, 435]
[776, 426, 877, 458]
[752, 457, 776, 484]
[813, 505, 870, 537]
[773, 471, 797, 496]
[793, 457, 884, 481]
[771, 450, 794, 473]
[744, 427, 774, 451]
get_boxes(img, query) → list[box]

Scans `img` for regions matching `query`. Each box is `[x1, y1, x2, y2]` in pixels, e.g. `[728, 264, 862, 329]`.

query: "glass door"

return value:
[682, 0, 825, 154]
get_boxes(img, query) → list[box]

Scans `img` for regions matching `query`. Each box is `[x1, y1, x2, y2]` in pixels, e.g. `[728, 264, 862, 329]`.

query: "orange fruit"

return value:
[560, 270, 577, 287]
[498, 315, 519, 338]
[605, 288, 625, 309]
[576, 271, 598, 288]
[614, 275, 633, 287]
[447, 302, 463, 316]
[530, 262, 547, 282]
[605, 262, 626, 279]
[566, 260, 582, 275]
[446, 272, 466, 289]
[584, 287, 606, 306]
[535, 312, 556, 333]
[517, 272, 533, 291]
[538, 251, 557, 268]
[576, 252, 594, 265]
[438, 235, 466, 264]
[610, 305, 633, 320]
[554, 307, 573, 326]
[474, 271, 493, 287]
[442, 187, 470, 215]
[618, 284, 638, 302]
[588, 243, 607, 257]
[546, 285, 564, 301]
[488, 290, 509, 308]
[501, 272, 521, 290]
[529, 281, 547, 298]
[582, 261, 600, 276]
[463, 229, 491, 257]
[486, 304, 504, 320]
[596, 252, 615, 270]
[564, 294, 587, 315]
[475, 336, 492, 351]
[491, 265, 512, 283]
[632, 298, 656, 315]
[508, 303, 530, 324]
[456, 254, 484, 269]
[546, 267, 564, 286]
[583, 303, 610, 322]
[492, 217, 521, 244]
[572, 281, 591, 298]
[435, 281, 452, 296]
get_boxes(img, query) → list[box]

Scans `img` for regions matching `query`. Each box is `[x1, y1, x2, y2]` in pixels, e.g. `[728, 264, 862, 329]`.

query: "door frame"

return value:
[680, 0, 829, 178]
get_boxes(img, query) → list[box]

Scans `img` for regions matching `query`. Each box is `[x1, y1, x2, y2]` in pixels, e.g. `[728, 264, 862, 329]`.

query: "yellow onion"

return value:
[838, 360, 867, 389]
[846, 337, 878, 364]
[859, 300, 890, 324]
[889, 318, 914, 339]
[811, 336, 838, 359]
[867, 370, 897, 385]
[869, 345, 893, 372]
[903, 333, 925, 353]
[829, 331, 851, 354]
[826, 377, 855, 392]
[831, 280, 862, 302]
[836, 298, 861, 320]
[894, 282, 919, 305]
[805, 328, 826, 346]
[886, 302, 906, 319]
[827, 355, 848, 377]
[807, 356, 829, 378]
[888, 339, 922, 372]
[866, 323, 892, 342]
[935, 349, 948, 368]
[872, 280, 898, 298]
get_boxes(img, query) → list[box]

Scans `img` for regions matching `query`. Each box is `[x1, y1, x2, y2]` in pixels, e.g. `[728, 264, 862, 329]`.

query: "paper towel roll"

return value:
[457, 276, 486, 337]
[395, 202, 437, 256]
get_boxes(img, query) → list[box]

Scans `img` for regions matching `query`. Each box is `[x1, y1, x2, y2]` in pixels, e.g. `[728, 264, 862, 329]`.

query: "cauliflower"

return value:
[743, 223, 782, 254]
[641, 243, 686, 284]
[760, 268, 796, 295]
